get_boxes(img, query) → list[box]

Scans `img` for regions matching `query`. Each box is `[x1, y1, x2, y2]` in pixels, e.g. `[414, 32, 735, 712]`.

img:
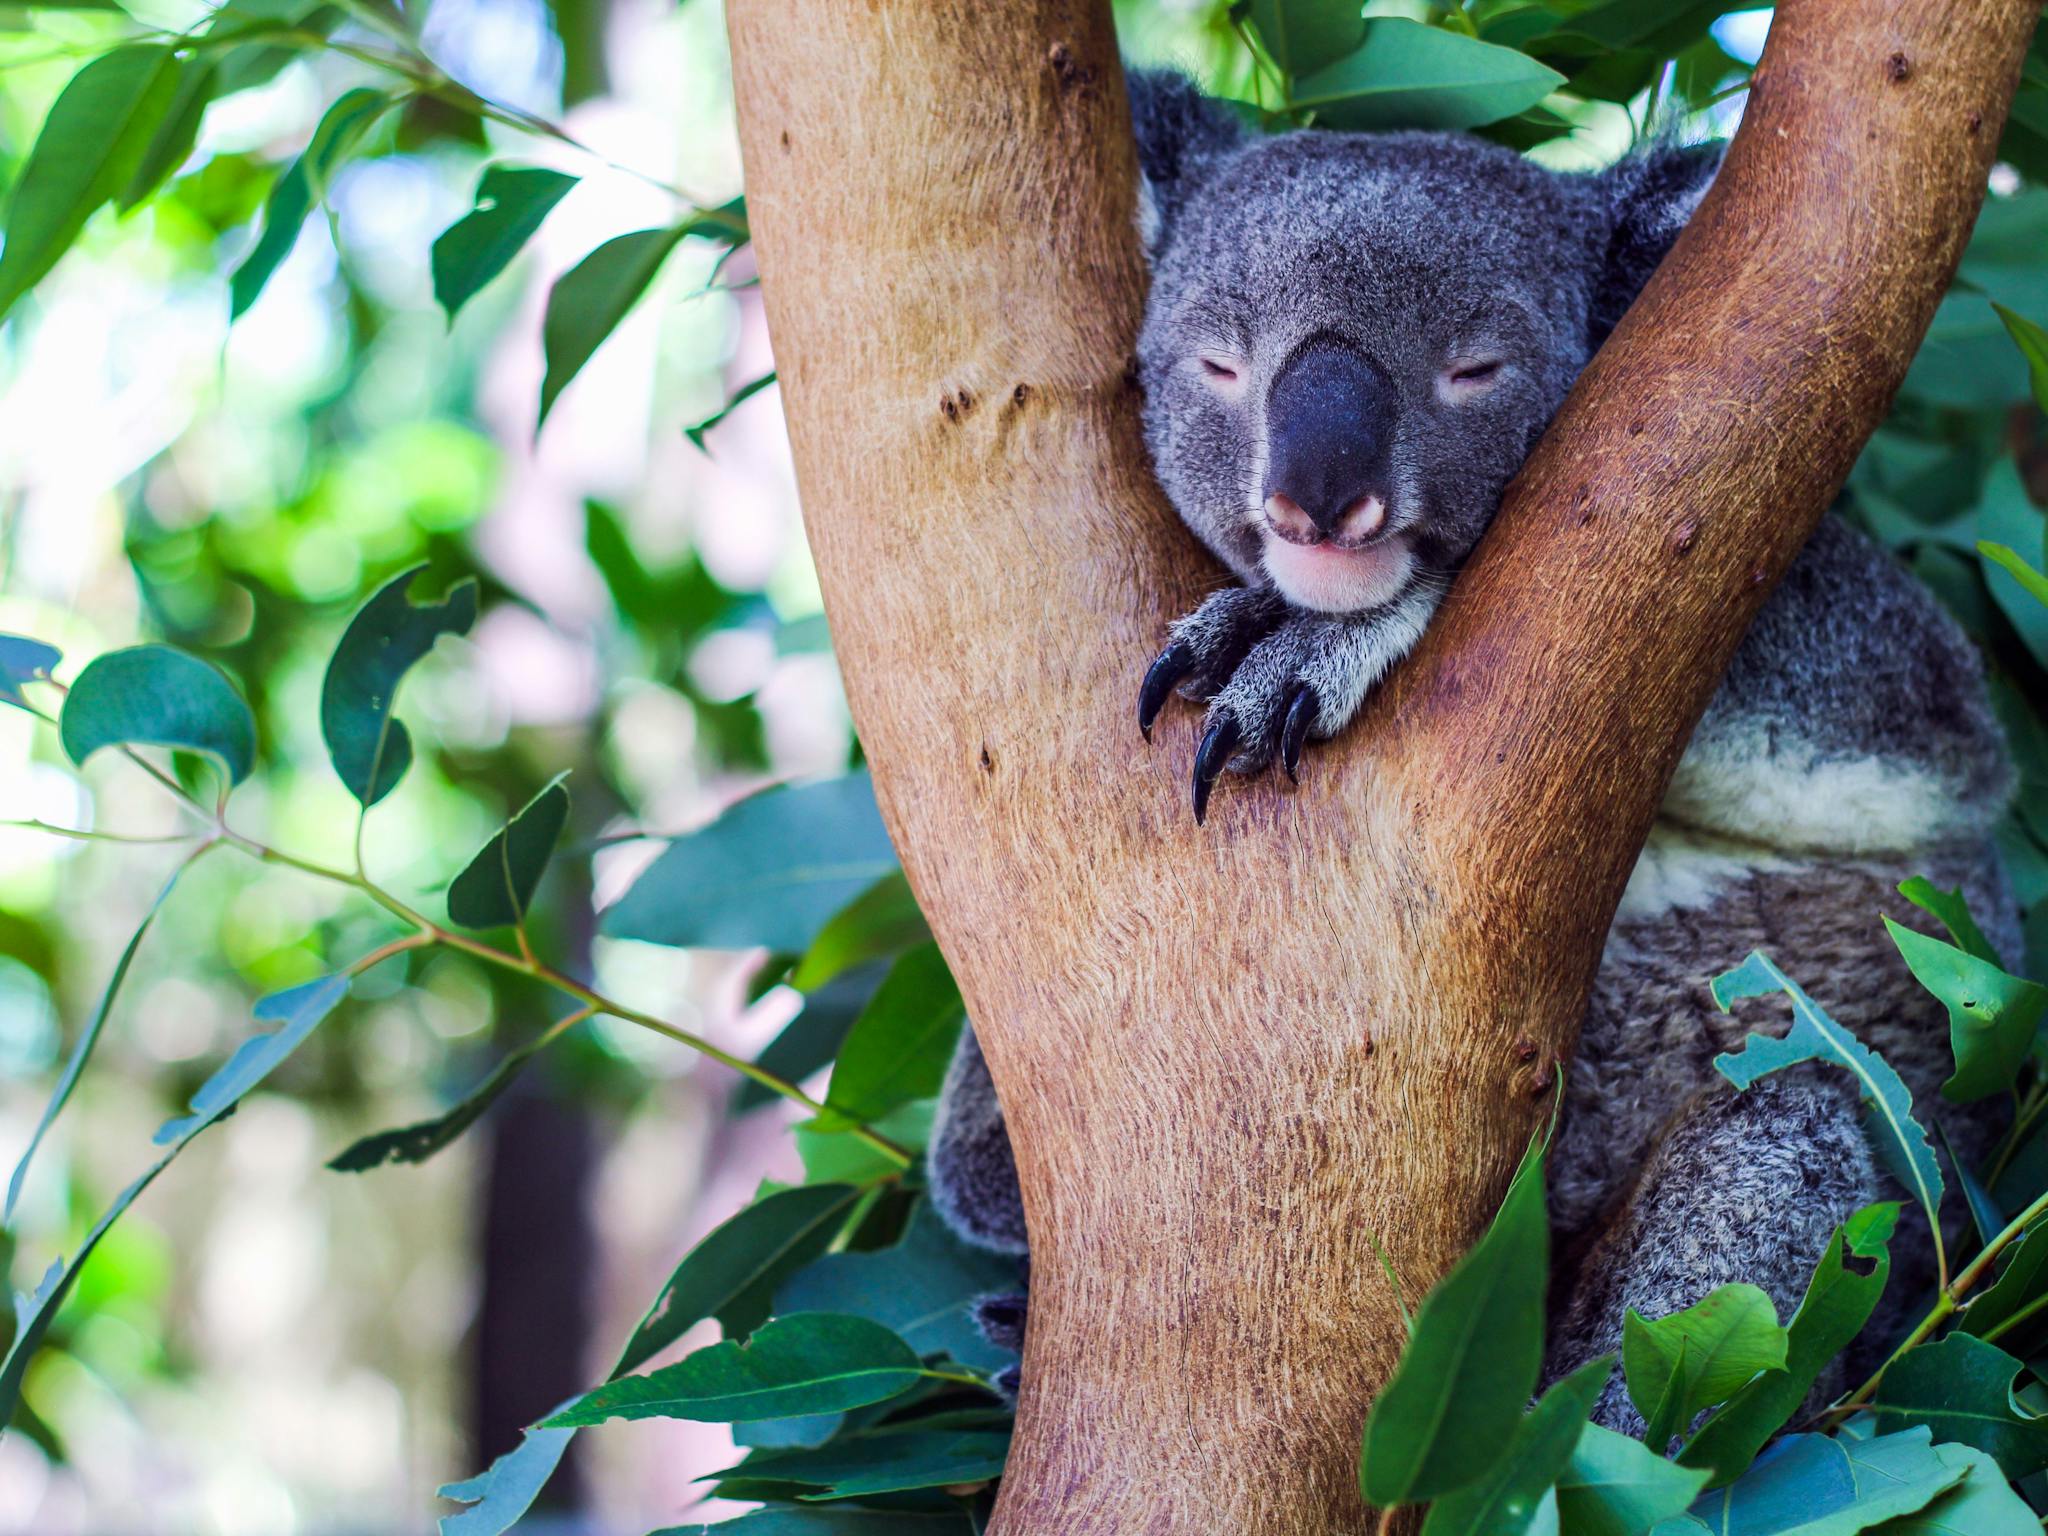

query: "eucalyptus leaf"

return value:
[432, 165, 578, 320]
[1977, 462, 2048, 673]
[1557, 1423, 1710, 1536]
[1420, 1356, 1608, 1536]
[1624, 1284, 1787, 1439]
[1896, 878, 2000, 967]
[789, 873, 930, 993]
[320, 565, 478, 807]
[1995, 301, 2048, 411]
[814, 944, 965, 1132]
[797, 1101, 934, 1186]
[117, 58, 219, 211]
[230, 87, 391, 318]
[1711, 952, 1944, 1233]
[1294, 21, 1565, 132]
[685, 371, 777, 452]
[1871, 1333, 2048, 1479]
[0, 635, 59, 712]
[706, 1429, 1008, 1501]
[0, 45, 181, 321]
[602, 772, 899, 953]
[1883, 918, 2047, 1103]
[437, 1423, 575, 1536]
[447, 774, 571, 929]
[1359, 1139, 1550, 1506]
[155, 974, 351, 1144]
[1962, 1224, 2048, 1346]
[1248, 0, 1365, 79]
[1981, 540, 2048, 614]
[1866, 1441, 2040, 1535]
[539, 226, 688, 427]
[541, 1313, 926, 1426]
[59, 644, 256, 785]
[1649, 1428, 1969, 1536]
[651, 1510, 973, 1535]
[736, 962, 888, 1114]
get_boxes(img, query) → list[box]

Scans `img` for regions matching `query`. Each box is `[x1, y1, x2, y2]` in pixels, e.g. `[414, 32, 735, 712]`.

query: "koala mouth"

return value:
[1261, 527, 1416, 615]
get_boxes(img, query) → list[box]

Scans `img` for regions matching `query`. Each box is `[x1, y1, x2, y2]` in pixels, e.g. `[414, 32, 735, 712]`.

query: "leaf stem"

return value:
[0, 821, 203, 846]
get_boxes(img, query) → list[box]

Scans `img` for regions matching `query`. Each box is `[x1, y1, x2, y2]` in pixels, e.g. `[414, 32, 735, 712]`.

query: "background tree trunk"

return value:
[726, 2, 2039, 1530]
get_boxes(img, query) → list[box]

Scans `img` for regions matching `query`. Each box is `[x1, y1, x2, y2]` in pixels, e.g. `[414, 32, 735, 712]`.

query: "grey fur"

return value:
[928, 71, 2019, 1431]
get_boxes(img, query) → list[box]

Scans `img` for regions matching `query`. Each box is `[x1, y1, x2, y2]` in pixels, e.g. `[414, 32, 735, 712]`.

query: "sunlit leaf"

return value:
[1711, 952, 1944, 1233]
[0, 635, 60, 712]
[117, 58, 219, 212]
[446, 774, 571, 929]
[320, 565, 478, 807]
[1883, 917, 2047, 1104]
[797, 1100, 933, 1187]
[229, 87, 391, 318]
[59, 644, 257, 785]
[432, 164, 578, 320]
[538, 225, 688, 427]
[813, 944, 965, 1132]
[1897, 877, 2002, 967]
[541, 1313, 926, 1426]
[155, 974, 351, 1143]
[1294, 21, 1565, 131]
[1871, 1333, 2048, 1480]
[1420, 1356, 1608, 1536]
[1623, 1284, 1786, 1447]
[0, 45, 181, 321]
[706, 1428, 1008, 1501]
[1557, 1422, 1708, 1536]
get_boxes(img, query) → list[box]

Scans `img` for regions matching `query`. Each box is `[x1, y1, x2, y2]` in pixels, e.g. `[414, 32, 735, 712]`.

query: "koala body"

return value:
[929, 73, 2017, 1431]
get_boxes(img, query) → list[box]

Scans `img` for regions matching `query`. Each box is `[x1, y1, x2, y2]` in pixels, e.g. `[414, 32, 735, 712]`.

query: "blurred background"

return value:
[1, 1, 2042, 1532]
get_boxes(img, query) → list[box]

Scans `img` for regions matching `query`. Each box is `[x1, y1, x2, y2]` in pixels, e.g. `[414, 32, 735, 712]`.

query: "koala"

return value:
[928, 71, 2019, 1433]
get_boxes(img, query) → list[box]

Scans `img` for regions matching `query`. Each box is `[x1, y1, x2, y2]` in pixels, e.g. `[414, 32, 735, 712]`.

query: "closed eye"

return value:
[1200, 356, 1239, 382]
[1197, 352, 1248, 399]
[1438, 356, 1507, 403]
[1450, 360, 1501, 384]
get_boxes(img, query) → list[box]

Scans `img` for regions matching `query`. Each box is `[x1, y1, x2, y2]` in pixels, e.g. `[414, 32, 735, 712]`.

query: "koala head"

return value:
[1131, 71, 1719, 616]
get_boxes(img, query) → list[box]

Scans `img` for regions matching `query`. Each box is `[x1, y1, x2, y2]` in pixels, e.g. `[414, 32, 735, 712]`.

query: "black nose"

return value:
[1263, 337, 1394, 536]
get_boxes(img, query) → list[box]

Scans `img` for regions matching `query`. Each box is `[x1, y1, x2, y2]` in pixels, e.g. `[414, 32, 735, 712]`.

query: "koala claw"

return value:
[1192, 715, 1242, 824]
[1280, 684, 1317, 784]
[1138, 641, 1198, 741]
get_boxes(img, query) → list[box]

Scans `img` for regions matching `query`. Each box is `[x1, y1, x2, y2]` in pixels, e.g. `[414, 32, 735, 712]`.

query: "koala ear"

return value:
[1589, 142, 1724, 347]
[1127, 68, 1244, 258]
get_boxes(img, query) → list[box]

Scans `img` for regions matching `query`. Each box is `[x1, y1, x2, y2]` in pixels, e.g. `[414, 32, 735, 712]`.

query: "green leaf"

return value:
[775, 1201, 1021, 1372]
[602, 772, 899, 953]
[1558, 1422, 1710, 1536]
[1980, 540, 2048, 614]
[1359, 1138, 1550, 1506]
[1896, 878, 2001, 967]
[446, 774, 571, 929]
[736, 962, 888, 1114]
[0, 635, 60, 712]
[651, 1510, 974, 1535]
[1883, 918, 2048, 1104]
[813, 944, 965, 1131]
[1867, 1441, 2040, 1535]
[1872, 1333, 2048, 1480]
[539, 226, 687, 427]
[1711, 952, 1945, 1232]
[319, 565, 478, 807]
[1935, 1120, 2003, 1249]
[0, 45, 181, 321]
[1682, 1221, 1892, 1487]
[117, 58, 219, 212]
[1249, 0, 1366, 79]
[1976, 463, 2048, 670]
[707, 1429, 1008, 1501]
[1994, 302, 2048, 412]
[431, 164, 578, 320]
[436, 1423, 575, 1536]
[1962, 1224, 2048, 1345]
[59, 644, 256, 785]
[540, 1313, 926, 1426]
[1624, 1285, 1787, 1445]
[229, 86, 390, 318]
[797, 1101, 934, 1187]
[1293, 20, 1565, 132]
[789, 872, 931, 993]
[1421, 1356, 1609, 1536]
[1650, 1428, 1970, 1536]
[6, 854, 197, 1223]
[155, 974, 351, 1144]
[615, 1185, 863, 1375]
[685, 371, 777, 452]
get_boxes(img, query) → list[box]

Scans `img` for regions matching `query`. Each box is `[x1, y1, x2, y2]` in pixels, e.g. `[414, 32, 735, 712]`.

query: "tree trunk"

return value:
[725, 2, 2038, 1530]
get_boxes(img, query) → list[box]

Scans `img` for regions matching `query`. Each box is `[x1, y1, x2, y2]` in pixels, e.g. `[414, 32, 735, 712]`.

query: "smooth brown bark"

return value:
[727, 3, 2039, 1530]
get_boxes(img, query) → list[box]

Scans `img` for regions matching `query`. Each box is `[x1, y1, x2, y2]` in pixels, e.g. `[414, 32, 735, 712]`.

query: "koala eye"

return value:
[1197, 353, 1247, 396]
[1439, 357, 1506, 404]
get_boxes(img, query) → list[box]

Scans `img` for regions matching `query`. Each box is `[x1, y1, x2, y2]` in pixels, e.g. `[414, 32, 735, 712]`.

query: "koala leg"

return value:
[1548, 1069, 1878, 1436]
[928, 1026, 1029, 1256]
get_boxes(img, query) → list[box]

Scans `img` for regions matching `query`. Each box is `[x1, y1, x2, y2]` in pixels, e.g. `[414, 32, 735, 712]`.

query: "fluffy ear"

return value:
[1127, 69, 1245, 258]
[1589, 142, 1724, 347]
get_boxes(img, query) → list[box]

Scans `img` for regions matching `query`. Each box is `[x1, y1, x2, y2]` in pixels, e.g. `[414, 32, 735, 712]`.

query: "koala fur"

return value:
[927, 71, 2018, 1433]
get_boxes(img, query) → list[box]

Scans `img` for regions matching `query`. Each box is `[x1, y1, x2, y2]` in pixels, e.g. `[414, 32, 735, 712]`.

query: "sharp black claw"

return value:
[1139, 641, 1198, 741]
[1281, 685, 1317, 784]
[1192, 717, 1241, 825]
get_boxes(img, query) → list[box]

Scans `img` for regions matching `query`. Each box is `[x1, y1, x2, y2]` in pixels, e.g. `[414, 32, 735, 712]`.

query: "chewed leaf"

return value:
[1711, 951, 1944, 1232]
[446, 774, 570, 929]
[320, 565, 478, 807]
[432, 164, 578, 320]
[436, 1420, 575, 1536]
[155, 974, 351, 1144]
[1884, 917, 2047, 1103]
[0, 635, 61, 712]
[1897, 877, 2001, 966]
[59, 644, 257, 785]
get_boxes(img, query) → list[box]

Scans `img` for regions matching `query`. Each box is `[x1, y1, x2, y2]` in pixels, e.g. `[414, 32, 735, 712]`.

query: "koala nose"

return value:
[1263, 337, 1394, 545]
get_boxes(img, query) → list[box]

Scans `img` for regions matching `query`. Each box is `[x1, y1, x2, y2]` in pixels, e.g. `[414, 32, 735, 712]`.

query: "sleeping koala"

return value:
[928, 71, 2019, 1431]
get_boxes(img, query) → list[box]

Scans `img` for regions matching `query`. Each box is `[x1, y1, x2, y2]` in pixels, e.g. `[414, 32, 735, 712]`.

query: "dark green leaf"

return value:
[1976, 463, 2048, 670]
[1293, 21, 1565, 132]
[6, 854, 196, 1222]
[602, 772, 898, 953]
[1249, 0, 1365, 79]
[431, 164, 578, 320]
[1866, 1441, 2040, 1535]
[815, 944, 965, 1131]
[117, 59, 219, 212]
[156, 974, 351, 1143]
[436, 1423, 575, 1536]
[1624, 1284, 1786, 1446]
[541, 1313, 926, 1426]
[1936, 1119, 2003, 1249]
[736, 962, 887, 1114]
[650, 1510, 973, 1535]
[1712, 952, 1944, 1231]
[0, 45, 181, 320]
[1359, 1139, 1550, 1506]
[1995, 302, 2048, 412]
[59, 643, 256, 785]
[0, 635, 60, 712]
[1421, 1356, 1608, 1536]
[1557, 1422, 1709, 1536]
[1884, 918, 2047, 1104]
[1682, 1221, 1892, 1486]
[1652, 1428, 1969, 1536]
[1963, 1225, 2048, 1346]
[615, 1185, 864, 1376]
[776, 1201, 1020, 1372]
[1872, 1333, 2048, 1480]
[708, 1429, 1008, 1501]
[789, 872, 930, 993]
[229, 87, 390, 318]
[539, 226, 687, 427]
[1539, 0, 1738, 55]
[1904, 297, 2040, 409]
[1897, 878, 2001, 967]
[685, 371, 777, 452]
[320, 565, 478, 807]
[447, 774, 571, 929]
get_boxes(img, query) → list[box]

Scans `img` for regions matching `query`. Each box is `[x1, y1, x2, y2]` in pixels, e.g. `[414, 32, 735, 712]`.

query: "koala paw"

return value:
[1142, 585, 1439, 823]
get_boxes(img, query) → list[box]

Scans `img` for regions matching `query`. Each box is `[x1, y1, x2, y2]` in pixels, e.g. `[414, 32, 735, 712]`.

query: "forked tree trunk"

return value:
[725, 3, 2039, 1530]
